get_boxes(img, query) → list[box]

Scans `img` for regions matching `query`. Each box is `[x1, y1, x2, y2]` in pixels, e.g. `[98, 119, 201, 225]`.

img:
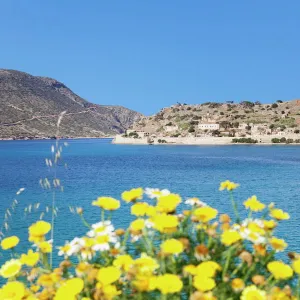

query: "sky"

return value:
[1, 1, 300, 115]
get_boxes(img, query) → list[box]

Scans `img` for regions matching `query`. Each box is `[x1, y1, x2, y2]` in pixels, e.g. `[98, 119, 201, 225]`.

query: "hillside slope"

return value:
[130, 100, 300, 137]
[0, 69, 142, 139]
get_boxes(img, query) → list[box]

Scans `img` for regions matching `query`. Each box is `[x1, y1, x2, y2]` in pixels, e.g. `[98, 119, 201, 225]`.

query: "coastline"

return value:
[112, 134, 300, 146]
[2, 135, 300, 146]
[0, 136, 115, 141]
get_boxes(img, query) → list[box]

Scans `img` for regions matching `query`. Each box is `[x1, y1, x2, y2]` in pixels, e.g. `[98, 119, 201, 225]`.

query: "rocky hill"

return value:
[0, 69, 142, 139]
[130, 100, 300, 138]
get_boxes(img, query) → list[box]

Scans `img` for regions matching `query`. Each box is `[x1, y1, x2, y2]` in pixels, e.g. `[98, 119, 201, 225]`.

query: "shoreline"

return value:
[112, 135, 300, 146]
[1, 136, 300, 146]
[0, 136, 115, 141]
[113, 141, 300, 146]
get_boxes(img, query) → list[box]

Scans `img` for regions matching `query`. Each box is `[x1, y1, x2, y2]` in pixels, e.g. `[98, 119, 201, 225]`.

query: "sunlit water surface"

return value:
[0, 139, 299, 263]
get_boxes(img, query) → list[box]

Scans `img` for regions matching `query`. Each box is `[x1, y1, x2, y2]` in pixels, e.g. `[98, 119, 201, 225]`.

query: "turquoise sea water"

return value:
[0, 139, 300, 259]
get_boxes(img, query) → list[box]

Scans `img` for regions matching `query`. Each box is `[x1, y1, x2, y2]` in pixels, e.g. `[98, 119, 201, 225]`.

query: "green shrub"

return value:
[271, 138, 280, 143]
[280, 137, 287, 143]
[232, 138, 258, 144]
[129, 132, 139, 138]
[171, 133, 181, 137]
[188, 126, 195, 133]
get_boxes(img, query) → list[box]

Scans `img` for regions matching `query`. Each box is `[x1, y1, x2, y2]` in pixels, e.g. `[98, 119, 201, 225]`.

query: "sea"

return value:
[0, 138, 300, 259]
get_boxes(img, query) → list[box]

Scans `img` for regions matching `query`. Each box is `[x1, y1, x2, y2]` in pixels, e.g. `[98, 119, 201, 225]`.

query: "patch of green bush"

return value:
[232, 138, 258, 144]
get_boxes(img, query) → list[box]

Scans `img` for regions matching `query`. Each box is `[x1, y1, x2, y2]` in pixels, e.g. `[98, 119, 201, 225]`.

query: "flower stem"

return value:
[222, 247, 233, 280]
[229, 191, 240, 223]
[101, 209, 105, 222]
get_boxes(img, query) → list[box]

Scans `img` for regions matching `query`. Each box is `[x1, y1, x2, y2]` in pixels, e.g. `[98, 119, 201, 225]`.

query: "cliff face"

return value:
[0, 69, 142, 139]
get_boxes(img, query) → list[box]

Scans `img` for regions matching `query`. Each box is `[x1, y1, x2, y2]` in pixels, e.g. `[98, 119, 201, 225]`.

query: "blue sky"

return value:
[1, 1, 300, 115]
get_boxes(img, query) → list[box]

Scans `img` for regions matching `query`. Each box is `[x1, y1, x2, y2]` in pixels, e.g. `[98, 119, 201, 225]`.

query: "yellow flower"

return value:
[145, 205, 157, 217]
[133, 253, 159, 276]
[241, 285, 266, 300]
[243, 196, 265, 212]
[195, 261, 221, 278]
[75, 262, 91, 277]
[231, 278, 245, 292]
[122, 188, 143, 202]
[133, 276, 157, 292]
[29, 221, 51, 243]
[20, 250, 39, 266]
[263, 219, 277, 230]
[183, 264, 197, 276]
[54, 278, 84, 300]
[92, 197, 120, 211]
[269, 237, 287, 252]
[37, 241, 52, 253]
[155, 274, 183, 294]
[37, 273, 58, 287]
[0, 281, 25, 300]
[292, 259, 300, 274]
[152, 214, 179, 233]
[193, 207, 218, 222]
[0, 259, 22, 278]
[221, 230, 242, 246]
[97, 266, 121, 286]
[270, 209, 290, 220]
[102, 284, 121, 300]
[219, 180, 239, 191]
[1, 236, 20, 250]
[156, 194, 181, 213]
[113, 255, 134, 271]
[30, 284, 41, 293]
[267, 261, 293, 280]
[193, 275, 216, 292]
[130, 219, 145, 232]
[131, 202, 149, 216]
[161, 239, 184, 255]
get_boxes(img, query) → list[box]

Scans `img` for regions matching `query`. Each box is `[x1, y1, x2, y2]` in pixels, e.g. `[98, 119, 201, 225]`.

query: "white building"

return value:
[198, 123, 220, 130]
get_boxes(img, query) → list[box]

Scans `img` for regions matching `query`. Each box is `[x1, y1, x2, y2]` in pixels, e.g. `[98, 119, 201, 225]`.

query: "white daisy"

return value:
[58, 241, 80, 257]
[87, 221, 114, 237]
[185, 197, 207, 207]
[145, 188, 170, 199]
[92, 233, 118, 252]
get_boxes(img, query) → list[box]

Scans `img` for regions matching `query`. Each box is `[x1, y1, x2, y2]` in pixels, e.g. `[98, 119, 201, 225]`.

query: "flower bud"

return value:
[115, 228, 126, 236]
[183, 210, 191, 216]
[110, 248, 120, 256]
[76, 207, 83, 215]
[59, 260, 72, 269]
[254, 244, 267, 257]
[252, 275, 265, 285]
[220, 214, 231, 223]
[221, 223, 230, 231]
[178, 237, 190, 250]
[283, 285, 292, 297]
[239, 251, 253, 266]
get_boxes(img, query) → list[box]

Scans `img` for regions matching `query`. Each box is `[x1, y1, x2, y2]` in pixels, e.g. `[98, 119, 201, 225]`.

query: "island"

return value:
[113, 100, 300, 145]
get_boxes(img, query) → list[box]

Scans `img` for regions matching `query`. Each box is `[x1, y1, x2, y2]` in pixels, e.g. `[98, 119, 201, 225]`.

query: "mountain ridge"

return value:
[0, 69, 143, 139]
